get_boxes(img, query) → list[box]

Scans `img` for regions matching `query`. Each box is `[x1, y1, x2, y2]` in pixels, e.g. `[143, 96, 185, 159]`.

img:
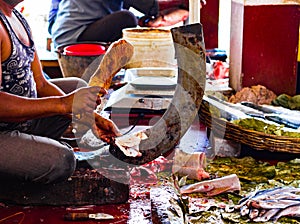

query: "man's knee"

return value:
[120, 10, 138, 27]
[35, 144, 76, 184]
[53, 145, 76, 182]
[53, 146, 76, 184]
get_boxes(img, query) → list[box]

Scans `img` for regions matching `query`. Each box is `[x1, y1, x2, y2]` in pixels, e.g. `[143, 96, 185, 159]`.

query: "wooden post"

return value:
[189, 0, 201, 24]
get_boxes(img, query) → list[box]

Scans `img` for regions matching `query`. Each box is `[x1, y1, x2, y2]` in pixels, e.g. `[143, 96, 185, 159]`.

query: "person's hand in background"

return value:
[139, 0, 207, 27]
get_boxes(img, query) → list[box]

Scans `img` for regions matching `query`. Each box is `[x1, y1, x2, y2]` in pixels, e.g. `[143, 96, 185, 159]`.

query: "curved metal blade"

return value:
[109, 24, 206, 165]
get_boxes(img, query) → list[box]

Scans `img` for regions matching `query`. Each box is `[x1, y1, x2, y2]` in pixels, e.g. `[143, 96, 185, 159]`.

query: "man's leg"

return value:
[0, 130, 76, 184]
[78, 10, 137, 43]
[28, 115, 72, 140]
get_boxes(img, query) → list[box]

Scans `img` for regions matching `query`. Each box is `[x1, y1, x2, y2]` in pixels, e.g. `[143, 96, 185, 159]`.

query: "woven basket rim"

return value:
[199, 101, 300, 153]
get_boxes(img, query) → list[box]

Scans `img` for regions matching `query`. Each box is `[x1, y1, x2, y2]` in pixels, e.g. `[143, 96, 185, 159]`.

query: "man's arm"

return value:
[0, 51, 102, 123]
[0, 91, 68, 122]
[31, 51, 66, 97]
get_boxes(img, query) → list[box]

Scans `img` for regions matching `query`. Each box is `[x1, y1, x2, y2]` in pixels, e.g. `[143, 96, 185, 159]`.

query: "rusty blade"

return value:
[109, 23, 206, 164]
[88, 39, 134, 93]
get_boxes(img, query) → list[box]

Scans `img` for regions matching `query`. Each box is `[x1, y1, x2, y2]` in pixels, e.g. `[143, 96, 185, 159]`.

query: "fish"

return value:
[252, 208, 281, 222]
[236, 187, 300, 222]
[180, 174, 241, 196]
[272, 204, 300, 222]
[250, 199, 300, 210]
[262, 191, 300, 201]
[235, 189, 260, 209]
[258, 209, 267, 218]
[204, 95, 250, 121]
[172, 149, 210, 181]
[114, 131, 148, 157]
[249, 208, 260, 220]
[236, 187, 300, 209]
[240, 205, 250, 216]
[240, 101, 281, 114]
[240, 101, 300, 129]
[265, 114, 300, 129]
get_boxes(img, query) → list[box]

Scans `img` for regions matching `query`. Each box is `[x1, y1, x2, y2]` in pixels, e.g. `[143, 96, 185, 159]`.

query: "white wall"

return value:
[218, 0, 231, 57]
[17, 0, 52, 49]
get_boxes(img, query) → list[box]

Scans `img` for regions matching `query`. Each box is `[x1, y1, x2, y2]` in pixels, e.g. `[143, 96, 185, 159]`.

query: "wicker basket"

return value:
[199, 100, 300, 153]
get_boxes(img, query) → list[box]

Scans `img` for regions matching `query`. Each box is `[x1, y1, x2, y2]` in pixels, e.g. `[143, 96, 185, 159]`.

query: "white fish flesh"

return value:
[180, 174, 241, 196]
[115, 131, 148, 157]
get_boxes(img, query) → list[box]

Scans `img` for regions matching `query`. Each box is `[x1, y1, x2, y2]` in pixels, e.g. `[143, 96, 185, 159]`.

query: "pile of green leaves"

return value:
[185, 157, 300, 223]
[273, 94, 300, 110]
[232, 118, 300, 138]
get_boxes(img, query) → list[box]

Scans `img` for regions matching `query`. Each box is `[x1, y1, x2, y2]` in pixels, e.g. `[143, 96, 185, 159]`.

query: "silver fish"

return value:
[240, 205, 250, 216]
[272, 204, 300, 222]
[265, 114, 300, 129]
[258, 209, 267, 217]
[263, 192, 300, 201]
[249, 208, 260, 220]
[252, 208, 281, 222]
[250, 199, 300, 210]
[237, 187, 300, 209]
[235, 189, 260, 209]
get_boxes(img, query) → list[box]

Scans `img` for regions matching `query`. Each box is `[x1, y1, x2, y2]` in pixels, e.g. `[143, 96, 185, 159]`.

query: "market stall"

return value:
[0, 1, 300, 224]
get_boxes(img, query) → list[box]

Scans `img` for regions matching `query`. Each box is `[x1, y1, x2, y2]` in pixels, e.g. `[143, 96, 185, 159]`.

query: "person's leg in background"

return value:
[78, 10, 137, 43]
[123, 0, 158, 17]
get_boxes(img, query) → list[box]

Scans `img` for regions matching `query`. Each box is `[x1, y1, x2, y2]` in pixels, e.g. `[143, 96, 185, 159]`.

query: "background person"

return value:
[49, 0, 139, 48]
[48, 0, 206, 48]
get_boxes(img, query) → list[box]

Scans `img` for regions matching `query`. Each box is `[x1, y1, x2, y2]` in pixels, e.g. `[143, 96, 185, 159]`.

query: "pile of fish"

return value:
[235, 187, 300, 222]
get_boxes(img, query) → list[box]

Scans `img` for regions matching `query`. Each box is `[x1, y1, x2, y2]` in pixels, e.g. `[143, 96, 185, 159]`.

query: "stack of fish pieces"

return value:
[235, 186, 300, 222]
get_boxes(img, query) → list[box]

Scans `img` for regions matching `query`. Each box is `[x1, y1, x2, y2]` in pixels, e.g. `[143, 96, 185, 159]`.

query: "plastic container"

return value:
[63, 43, 106, 56]
[56, 42, 106, 81]
[122, 28, 176, 68]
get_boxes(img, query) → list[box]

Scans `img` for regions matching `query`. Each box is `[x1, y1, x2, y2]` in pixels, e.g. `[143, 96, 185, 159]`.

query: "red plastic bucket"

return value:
[63, 43, 106, 56]
[57, 42, 107, 81]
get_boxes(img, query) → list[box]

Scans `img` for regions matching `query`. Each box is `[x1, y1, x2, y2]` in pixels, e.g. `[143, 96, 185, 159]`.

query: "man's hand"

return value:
[92, 112, 121, 143]
[62, 86, 107, 115]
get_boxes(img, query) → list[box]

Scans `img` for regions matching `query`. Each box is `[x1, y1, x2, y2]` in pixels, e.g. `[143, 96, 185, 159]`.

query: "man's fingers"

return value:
[98, 88, 108, 96]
